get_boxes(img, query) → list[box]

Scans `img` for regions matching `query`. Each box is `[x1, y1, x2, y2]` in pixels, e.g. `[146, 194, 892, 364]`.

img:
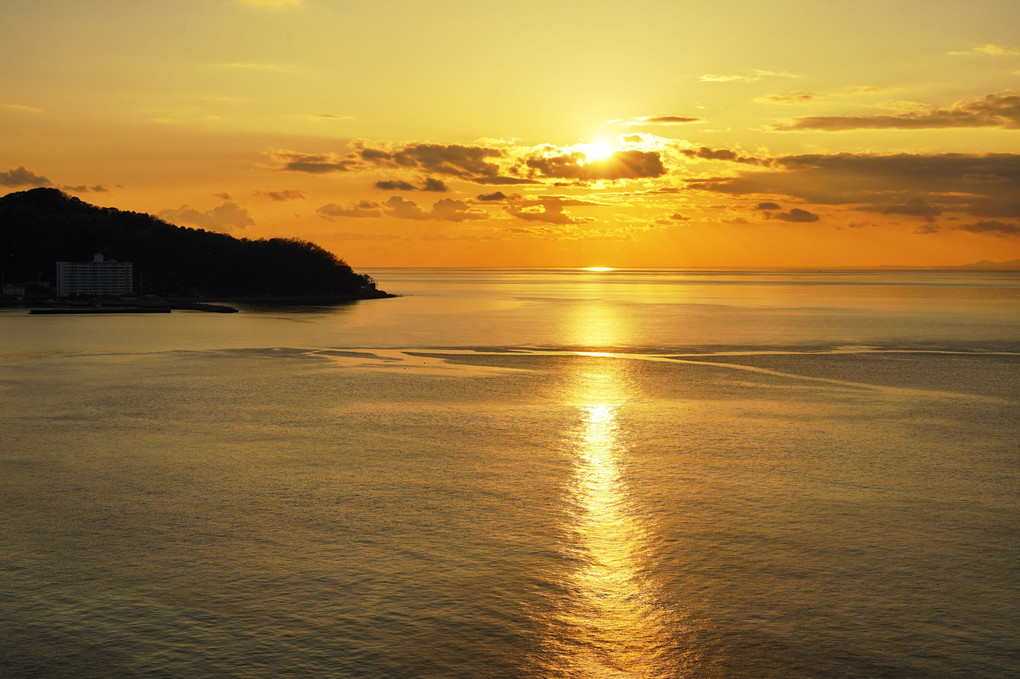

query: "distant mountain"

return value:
[952, 259, 1020, 271]
[0, 188, 387, 299]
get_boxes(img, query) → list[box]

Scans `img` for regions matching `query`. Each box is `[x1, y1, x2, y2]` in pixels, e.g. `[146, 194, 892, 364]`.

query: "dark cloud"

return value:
[360, 148, 392, 161]
[883, 197, 941, 220]
[62, 184, 109, 193]
[375, 180, 416, 191]
[159, 202, 255, 232]
[260, 189, 305, 201]
[476, 191, 508, 201]
[778, 92, 1020, 130]
[526, 149, 666, 180]
[670, 213, 692, 221]
[360, 143, 504, 178]
[681, 147, 768, 165]
[1, 166, 51, 187]
[422, 178, 448, 192]
[689, 153, 1020, 214]
[956, 220, 1020, 236]
[275, 151, 359, 173]
[472, 176, 540, 185]
[969, 202, 1020, 218]
[317, 200, 384, 218]
[756, 201, 781, 210]
[214, 192, 232, 200]
[774, 208, 819, 222]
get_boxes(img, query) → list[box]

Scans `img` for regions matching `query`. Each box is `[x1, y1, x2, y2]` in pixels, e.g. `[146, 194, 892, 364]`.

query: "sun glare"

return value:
[582, 266, 614, 272]
[581, 141, 614, 162]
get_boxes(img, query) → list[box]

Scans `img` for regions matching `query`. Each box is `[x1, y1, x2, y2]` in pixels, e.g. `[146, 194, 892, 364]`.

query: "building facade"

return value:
[56, 253, 133, 297]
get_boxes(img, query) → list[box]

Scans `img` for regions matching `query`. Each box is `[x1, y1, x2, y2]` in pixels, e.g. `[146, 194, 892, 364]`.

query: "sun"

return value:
[581, 140, 614, 162]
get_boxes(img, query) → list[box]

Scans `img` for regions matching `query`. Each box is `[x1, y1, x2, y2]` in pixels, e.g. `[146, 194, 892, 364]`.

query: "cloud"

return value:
[472, 176, 541, 185]
[971, 202, 1020, 218]
[680, 147, 768, 165]
[214, 62, 295, 72]
[236, 0, 302, 8]
[259, 189, 305, 201]
[317, 200, 384, 219]
[948, 44, 1020, 57]
[755, 86, 881, 104]
[608, 115, 702, 125]
[882, 197, 942, 220]
[429, 198, 487, 222]
[359, 143, 504, 178]
[375, 180, 416, 191]
[670, 213, 692, 221]
[756, 201, 781, 210]
[688, 153, 1020, 215]
[422, 178, 448, 192]
[774, 208, 820, 222]
[308, 113, 353, 121]
[273, 151, 359, 173]
[526, 149, 666, 180]
[0, 166, 51, 187]
[61, 184, 109, 193]
[384, 196, 487, 222]
[956, 220, 1020, 236]
[159, 202, 255, 232]
[1, 103, 45, 113]
[476, 191, 510, 202]
[700, 69, 798, 83]
[505, 197, 593, 225]
[778, 91, 1020, 130]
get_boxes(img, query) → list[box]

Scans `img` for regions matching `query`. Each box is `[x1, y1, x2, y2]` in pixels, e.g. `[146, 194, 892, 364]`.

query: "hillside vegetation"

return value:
[0, 188, 385, 298]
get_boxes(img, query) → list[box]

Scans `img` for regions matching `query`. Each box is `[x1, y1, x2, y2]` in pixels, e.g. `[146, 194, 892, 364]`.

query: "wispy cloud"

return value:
[213, 62, 297, 73]
[257, 189, 305, 201]
[235, 0, 302, 8]
[700, 69, 798, 83]
[956, 220, 1020, 236]
[776, 91, 1019, 130]
[947, 43, 1020, 57]
[0, 103, 45, 114]
[308, 113, 353, 121]
[755, 86, 882, 105]
[607, 115, 702, 125]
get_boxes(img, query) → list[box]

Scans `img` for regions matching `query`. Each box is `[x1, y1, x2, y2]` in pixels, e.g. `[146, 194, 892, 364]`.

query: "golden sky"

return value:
[2, 0, 1019, 267]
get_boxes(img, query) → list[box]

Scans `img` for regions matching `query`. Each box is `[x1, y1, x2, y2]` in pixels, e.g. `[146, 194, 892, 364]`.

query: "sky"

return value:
[2, 0, 1019, 268]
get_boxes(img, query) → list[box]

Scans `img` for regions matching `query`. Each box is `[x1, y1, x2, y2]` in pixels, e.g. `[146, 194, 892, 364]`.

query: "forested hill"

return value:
[0, 188, 387, 298]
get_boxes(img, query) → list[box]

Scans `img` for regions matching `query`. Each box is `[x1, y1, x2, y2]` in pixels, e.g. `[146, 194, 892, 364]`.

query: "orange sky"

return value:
[2, 0, 1019, 268]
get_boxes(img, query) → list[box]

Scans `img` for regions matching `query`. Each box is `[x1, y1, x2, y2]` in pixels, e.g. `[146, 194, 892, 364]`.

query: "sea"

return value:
[1, 268, 1017, 678]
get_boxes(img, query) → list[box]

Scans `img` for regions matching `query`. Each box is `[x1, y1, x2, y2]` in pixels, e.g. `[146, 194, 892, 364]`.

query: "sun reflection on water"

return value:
[535, 364, 692, 678]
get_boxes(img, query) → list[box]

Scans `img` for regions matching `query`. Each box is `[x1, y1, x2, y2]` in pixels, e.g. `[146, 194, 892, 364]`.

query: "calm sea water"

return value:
[1, 269, 1018, 678]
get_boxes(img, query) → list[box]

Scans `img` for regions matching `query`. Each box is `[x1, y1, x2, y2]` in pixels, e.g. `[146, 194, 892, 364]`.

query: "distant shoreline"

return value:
[5, 289, 397, 314]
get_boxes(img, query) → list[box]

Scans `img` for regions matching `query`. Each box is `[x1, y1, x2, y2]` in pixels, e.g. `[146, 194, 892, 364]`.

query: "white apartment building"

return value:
[56, 253, 133, 297]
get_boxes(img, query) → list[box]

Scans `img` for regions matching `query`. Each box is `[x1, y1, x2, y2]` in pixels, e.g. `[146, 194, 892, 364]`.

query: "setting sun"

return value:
[580, 141, 615, 162]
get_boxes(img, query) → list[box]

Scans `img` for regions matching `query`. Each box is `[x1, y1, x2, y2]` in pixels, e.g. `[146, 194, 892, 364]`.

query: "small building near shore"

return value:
[56, 253, 133, 298]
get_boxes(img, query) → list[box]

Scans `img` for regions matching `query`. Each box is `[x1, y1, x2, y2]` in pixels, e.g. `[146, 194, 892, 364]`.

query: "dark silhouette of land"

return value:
[0, 188, 390, 302]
